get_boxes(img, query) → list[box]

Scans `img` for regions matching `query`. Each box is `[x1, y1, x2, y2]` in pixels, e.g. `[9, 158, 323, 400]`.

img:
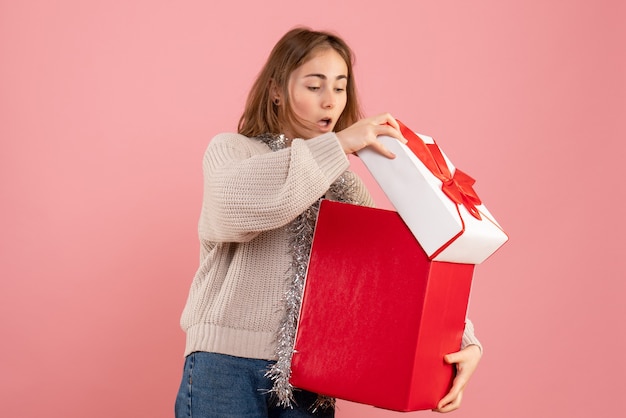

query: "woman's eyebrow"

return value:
[304, 73, 348, 80]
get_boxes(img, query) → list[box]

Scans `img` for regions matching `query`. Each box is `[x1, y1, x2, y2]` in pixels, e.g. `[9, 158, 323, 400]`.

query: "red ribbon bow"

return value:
[397, 120, 483, 220]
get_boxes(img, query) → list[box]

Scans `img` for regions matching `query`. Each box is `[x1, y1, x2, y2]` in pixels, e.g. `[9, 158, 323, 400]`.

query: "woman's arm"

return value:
[199, 132, 349, 242]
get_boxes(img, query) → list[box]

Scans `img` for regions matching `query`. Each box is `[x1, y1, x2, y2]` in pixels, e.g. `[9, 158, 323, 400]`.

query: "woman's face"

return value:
[284, 48, 348, 139]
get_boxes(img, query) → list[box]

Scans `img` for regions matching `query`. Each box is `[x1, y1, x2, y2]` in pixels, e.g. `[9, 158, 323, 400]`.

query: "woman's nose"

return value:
[322, 91, 335, 108]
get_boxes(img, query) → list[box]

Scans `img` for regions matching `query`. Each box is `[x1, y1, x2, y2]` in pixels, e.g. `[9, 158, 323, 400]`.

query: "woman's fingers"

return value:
[434, 389, 463, 413]
[432, 345, 482, 413]
[366, 138, 397, 159]
[373, 112, 402, 133]
[336, 113, 406, 157]
[375, 122, 406, 143]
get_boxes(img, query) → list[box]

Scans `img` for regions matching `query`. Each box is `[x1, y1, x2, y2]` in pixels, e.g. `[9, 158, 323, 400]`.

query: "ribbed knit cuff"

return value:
[461, 318, 483, 353]
[302, 133, 349, 185]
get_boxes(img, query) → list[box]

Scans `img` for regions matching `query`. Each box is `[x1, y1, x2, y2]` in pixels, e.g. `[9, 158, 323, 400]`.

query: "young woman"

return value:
[175, 27, 482, 417]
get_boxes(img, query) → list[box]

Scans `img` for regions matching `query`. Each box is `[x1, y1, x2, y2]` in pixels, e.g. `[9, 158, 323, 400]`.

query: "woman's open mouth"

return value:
[317, 118, 333, 130]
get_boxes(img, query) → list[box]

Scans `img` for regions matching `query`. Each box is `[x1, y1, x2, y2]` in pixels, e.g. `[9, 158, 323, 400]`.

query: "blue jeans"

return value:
[175, 352, 335, 418]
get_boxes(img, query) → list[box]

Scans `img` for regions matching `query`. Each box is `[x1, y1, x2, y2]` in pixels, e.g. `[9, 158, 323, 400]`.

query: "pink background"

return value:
[1, 1, 624, 417]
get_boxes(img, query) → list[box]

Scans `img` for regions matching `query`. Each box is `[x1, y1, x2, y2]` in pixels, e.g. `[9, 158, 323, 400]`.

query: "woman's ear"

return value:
[269, 79, 282, 106]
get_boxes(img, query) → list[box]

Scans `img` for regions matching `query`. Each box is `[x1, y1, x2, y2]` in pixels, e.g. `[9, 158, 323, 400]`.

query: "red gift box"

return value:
[290, 200, 474, 412]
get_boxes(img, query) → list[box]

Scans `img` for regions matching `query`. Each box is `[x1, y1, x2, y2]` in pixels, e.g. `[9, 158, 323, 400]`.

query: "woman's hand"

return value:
[432, 344, 482, 413]
[335, 113, 406, 158]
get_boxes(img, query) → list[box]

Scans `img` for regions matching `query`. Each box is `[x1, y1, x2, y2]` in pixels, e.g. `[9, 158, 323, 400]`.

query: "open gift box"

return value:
[289, 200, 474, 412]
[356, 121, 508, 264]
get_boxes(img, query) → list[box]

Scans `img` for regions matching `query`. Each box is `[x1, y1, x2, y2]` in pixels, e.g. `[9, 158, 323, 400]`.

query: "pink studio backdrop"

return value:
[1, 1, 624, 417]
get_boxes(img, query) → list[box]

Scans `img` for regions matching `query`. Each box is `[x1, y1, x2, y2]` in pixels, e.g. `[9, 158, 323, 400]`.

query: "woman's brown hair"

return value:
[238, 27, 363, 138]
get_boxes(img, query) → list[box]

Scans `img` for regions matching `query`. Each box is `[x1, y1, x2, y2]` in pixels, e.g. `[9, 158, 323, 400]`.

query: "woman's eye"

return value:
[334, 88, 345, 93]
[307, 86, 320, 91]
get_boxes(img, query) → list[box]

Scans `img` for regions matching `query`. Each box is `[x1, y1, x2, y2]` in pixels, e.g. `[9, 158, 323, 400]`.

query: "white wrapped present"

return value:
[356, 121, 508, 264]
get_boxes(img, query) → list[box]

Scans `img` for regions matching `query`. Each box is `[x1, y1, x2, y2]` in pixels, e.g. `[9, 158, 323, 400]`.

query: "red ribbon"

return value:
[396, 120, 483, 220]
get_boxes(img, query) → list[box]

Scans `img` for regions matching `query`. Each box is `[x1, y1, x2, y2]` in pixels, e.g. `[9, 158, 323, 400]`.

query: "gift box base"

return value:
[290, 200, 474, 412]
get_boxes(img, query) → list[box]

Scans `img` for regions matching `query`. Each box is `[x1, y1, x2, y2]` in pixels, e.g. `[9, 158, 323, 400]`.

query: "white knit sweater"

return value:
[180, 132, 480, 360]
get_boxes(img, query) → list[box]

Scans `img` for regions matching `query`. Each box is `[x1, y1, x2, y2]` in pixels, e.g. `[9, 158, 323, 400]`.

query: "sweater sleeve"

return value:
[461, 318, 482, 353]
[199, 132, 350, 242]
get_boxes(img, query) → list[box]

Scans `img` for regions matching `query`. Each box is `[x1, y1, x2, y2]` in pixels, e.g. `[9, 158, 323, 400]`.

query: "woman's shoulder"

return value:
[209, 132, 254, 145]
[203, 132, 269, 161]
[207, 132, 267, 150]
